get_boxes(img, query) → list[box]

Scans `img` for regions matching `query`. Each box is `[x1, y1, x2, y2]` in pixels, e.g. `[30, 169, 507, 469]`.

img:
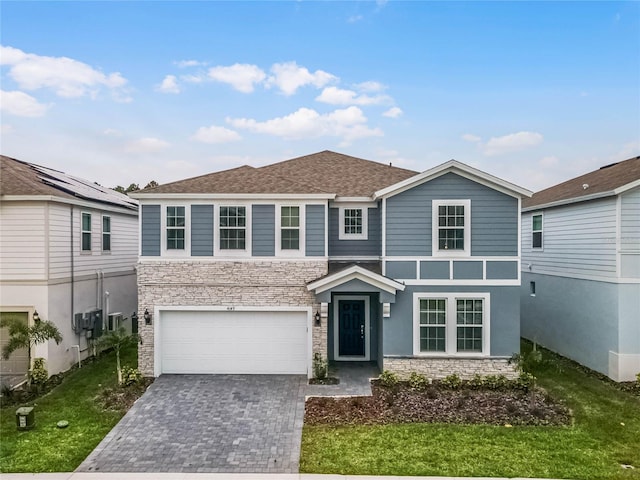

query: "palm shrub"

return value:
[97, 327, 139, 385]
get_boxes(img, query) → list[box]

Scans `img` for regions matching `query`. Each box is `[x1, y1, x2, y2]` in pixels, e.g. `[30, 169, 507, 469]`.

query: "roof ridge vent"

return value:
[599, 161, 619, 170]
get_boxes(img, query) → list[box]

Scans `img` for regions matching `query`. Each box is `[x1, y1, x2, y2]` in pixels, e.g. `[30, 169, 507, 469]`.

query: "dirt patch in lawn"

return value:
[96, 377, 154, 413]
[305, 381, 571, 426]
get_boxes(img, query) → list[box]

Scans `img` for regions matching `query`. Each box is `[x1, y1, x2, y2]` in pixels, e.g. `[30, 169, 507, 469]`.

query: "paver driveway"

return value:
[78, 374, 307, 473]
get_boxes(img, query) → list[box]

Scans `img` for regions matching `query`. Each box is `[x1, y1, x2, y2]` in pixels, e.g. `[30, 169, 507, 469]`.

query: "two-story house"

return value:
[132, 151, 531, 379]
[0, 155, 139, 387]
[521, 156, 640, 382]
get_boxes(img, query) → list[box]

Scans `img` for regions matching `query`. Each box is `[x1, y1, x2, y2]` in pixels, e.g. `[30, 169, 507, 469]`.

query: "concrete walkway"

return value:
[306, 362, 379, 397]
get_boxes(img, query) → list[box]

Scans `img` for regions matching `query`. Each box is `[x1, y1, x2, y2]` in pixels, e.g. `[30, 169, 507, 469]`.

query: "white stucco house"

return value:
[521, 155, 640, 382]
[0, 155, 139, 387]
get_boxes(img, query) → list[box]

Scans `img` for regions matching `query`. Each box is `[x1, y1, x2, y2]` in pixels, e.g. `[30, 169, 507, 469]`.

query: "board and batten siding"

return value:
[48, 203, 138, 279]
[328, 205, 381, 256]
[191, 205, 214, 256]
[522, 197, 618, 279]
[0, 202, 47, 280]
[141, 204, 161, 256]
[385, 173, 518, 257]
[252, 204, 275, 256]
[305, 204, 325, 256]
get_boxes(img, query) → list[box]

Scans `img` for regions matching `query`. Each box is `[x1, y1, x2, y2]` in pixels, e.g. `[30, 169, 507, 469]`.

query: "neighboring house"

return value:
[131, 151, 531, 379]
[521, 156, 640, 382]
[0, 155, 139, 386]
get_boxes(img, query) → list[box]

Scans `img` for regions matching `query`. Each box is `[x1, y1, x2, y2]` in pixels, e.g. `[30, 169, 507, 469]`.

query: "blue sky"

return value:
[1, 1, 638, 192]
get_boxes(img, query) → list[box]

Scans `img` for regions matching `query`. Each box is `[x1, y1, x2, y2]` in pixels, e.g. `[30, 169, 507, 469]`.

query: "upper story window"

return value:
[432, 200, 470, 256]
[339, 206, 368, 240]
[81, 212, 92, 251]
[414, 293, 489, 356]
[219, 206, 246, 250]
[532, 214, 543, 249]
[166, 206, 185, 250]
[280, 206, 300, 250]
[102, 215, 111, 252]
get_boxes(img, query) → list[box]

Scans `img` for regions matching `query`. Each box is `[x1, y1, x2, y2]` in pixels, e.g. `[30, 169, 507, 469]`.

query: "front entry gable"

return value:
[307, 264, 405, 303]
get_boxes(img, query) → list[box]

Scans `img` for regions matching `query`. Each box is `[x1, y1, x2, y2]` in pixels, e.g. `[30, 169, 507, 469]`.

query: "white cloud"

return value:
[266, 62, 337, 96]
[1, 45, 128, 99]
[539, 155, 559, 167]
[207, 63, 266, 93]
[316, 86, 392, 106]
[181, 73, 206, 84]
[124, 137, 171, 153]
[174, 60, 205, 68]
[482, 131, 543, 156]
[227, 106, 382, 144]
[1, 123, 14, 134]
[355, 81, 386, 93]
[462, 133, 482, 142]
[156, 75, 180, 94]
[103, 128, 121, 136]
[348, 15, 364, 23]
[190, 125, 241, 144]
[383, 107, 403, 118]
[0, 89, 49, 117]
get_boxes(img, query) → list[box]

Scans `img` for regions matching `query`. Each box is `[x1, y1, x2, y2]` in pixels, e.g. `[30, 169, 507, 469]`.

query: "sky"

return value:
[1, 1, 639, 193]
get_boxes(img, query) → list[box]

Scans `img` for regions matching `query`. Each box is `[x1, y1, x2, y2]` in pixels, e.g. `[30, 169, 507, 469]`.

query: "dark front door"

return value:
[338, 299, 365, 357]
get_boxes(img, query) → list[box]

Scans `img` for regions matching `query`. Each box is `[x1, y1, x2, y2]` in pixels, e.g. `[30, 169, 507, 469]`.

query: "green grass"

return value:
[300, 342, 640, 479]
[0, 345, 138, 473]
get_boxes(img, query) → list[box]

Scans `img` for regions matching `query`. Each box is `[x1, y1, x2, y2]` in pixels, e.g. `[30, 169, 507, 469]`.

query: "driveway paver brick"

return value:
[78, 375, 307, 473]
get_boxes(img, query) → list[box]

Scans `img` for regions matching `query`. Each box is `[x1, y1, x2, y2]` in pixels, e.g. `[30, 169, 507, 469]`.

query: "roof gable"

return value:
[523, 156, 640, 210]
[374, 159, 532, 200]
[307, 265, 405, 295]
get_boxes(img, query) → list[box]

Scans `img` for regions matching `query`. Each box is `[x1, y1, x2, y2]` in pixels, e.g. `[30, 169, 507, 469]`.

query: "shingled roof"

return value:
[138, 151, 418, 197]
[1, 155, 137, 210]
[523, 155, 640, 209]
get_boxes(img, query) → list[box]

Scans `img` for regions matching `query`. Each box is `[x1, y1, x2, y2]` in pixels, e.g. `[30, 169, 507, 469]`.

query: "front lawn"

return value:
[0, 345, 143, 473]
[300, 342, 640, 479]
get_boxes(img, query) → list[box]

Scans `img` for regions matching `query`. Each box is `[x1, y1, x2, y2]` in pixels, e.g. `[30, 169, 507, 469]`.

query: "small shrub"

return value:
[120, 366, 142, 387]
[483, 374, 509, 390]
[636, 372, 640, 384]
[408, 371, 429, 390]
[378, 370, 399, 388]
[30, 357, 48, 386]
[441, 373, 462, 389]
[312, 353, 328, 380]
[468, 373, 484, 389]
[515, 371, 536, 391]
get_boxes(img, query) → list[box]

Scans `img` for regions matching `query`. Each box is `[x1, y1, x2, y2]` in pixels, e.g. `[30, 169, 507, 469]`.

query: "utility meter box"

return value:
[16, 406, 35, 431]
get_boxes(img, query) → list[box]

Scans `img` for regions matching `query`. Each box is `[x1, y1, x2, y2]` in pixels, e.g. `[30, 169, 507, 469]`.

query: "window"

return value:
[432, 200, 470, 256]
[219, 206, 246, 250]
[414, 293, 489, 356]
[166, 206, 185, 250]
[532, 214, 543, 249]
[102, 215, 111, 252]
[338, 206, 368, 240]
[280, 206, 300, 250]
[81, 212, 92, 251]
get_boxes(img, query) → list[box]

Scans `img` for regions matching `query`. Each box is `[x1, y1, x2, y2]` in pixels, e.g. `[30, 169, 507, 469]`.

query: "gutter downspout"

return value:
[71, 206, 78, 348]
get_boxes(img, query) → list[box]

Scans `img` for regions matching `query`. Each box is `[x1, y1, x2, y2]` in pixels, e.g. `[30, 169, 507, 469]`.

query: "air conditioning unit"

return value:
[107, 312, 123, 331]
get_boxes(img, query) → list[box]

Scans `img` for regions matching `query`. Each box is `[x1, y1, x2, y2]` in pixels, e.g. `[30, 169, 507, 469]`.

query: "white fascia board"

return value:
[1, 195, 139, 215]
[614, 179, 640, 195]
[307, 265, 405, 294]
[129, 193, 335, 201]
[374, 160, 533, 200]
[521, 190, 616, 213]
[331, 196, 376, 204]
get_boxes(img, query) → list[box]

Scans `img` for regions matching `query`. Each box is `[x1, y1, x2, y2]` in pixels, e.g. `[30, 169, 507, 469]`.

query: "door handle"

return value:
[360, 324, 365, 337]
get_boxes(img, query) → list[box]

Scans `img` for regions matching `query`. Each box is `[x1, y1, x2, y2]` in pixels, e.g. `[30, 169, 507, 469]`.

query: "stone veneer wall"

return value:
[383, 356, 517, 380]
[137, 260, 328, 376]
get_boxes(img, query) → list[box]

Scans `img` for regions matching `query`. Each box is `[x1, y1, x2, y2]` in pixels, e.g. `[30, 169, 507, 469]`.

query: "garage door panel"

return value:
[159, 310, 308, 374]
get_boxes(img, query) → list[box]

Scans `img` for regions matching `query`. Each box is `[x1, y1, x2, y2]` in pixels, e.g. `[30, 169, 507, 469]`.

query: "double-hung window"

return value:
[338, 206, 368, 240]
[102, 215, 111, 252]
[81, 212, 92, 251]
[219, 206, 246, 250]
[280, 206, 300, 250]
[532, 214, 543, 249]
[166, 206, 185, 250]
[414, 293, 489, 355]
[432, 200, 470, 256]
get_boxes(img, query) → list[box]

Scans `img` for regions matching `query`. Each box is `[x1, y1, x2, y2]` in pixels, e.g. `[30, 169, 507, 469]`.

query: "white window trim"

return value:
[81, 211, 92, 252]
[214, 203, 252, 257]
[276, 204, 306, 257]
[333, 295, 370, 361]
[412, 292, 490, 357]
[431, 199, 471, 257]
[532, 212, 543, 250]
[101, 214, 111, 253]
[161, 205, 190, 257]
[338, 205, 369, 240]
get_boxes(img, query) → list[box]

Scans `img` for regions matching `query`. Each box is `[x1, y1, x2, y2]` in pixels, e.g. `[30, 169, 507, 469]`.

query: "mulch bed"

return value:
[96, 377, 154, 413]
[305, 381, 571, 426]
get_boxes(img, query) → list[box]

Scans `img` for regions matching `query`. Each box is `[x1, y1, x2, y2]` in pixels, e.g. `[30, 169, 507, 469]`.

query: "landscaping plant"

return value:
[97, 326, 139, 385]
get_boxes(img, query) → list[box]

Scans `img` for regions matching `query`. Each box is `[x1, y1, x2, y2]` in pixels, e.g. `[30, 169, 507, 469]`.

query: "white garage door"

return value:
[158, 310, 308, 375]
